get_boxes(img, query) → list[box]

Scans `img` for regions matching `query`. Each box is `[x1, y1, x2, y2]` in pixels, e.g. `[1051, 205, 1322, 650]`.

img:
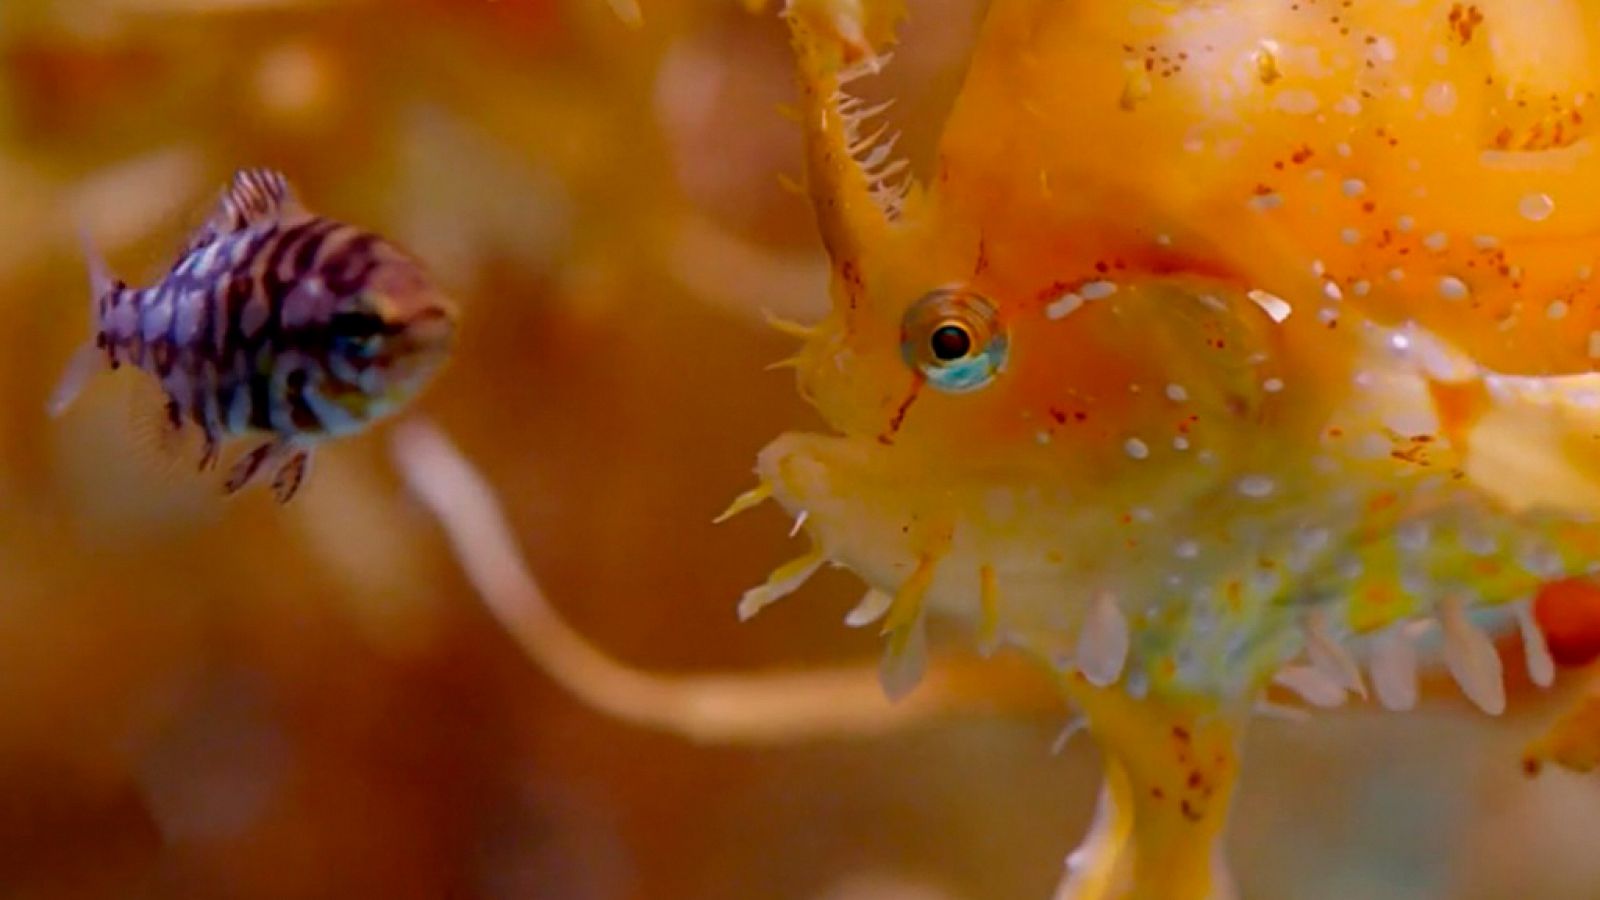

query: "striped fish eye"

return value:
[900, 286, 1007, 393]
[329, 310, 386, 359]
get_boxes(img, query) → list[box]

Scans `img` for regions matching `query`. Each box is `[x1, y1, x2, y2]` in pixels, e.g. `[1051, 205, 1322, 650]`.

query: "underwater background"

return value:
[0, 0, 1597, 897]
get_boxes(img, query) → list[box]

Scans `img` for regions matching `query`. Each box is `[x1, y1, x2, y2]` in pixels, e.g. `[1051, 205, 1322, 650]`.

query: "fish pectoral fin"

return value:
[122, 383, 194, 482]
[192, 169, 304, 248]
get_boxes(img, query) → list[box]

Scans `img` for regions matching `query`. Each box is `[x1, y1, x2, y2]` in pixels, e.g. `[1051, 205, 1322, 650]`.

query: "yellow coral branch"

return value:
[390, 417, 1055, 745]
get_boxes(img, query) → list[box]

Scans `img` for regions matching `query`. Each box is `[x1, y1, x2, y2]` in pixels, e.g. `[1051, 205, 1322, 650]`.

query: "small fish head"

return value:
[326, 248, 458, 418]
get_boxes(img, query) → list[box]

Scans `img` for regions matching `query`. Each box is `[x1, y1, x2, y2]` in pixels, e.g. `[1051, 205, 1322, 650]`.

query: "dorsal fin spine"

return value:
[186, 168, 302, 254]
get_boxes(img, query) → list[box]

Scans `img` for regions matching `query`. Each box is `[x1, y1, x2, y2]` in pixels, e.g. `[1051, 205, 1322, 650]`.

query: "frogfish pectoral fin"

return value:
[1053, 674, 1245, 900]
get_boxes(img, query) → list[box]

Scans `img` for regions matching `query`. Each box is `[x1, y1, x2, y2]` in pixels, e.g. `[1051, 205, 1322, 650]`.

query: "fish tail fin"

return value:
[47, 343, 102, 419]
[79, 221, 115, 306]
[47, 225, 115, 418]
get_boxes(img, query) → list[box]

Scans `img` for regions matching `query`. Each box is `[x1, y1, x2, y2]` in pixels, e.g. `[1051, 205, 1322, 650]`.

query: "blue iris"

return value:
[900, 288, 1007, 393]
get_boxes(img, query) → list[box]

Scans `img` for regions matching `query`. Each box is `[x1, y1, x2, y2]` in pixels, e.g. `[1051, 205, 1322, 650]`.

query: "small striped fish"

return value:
[50, 168, 457, 502]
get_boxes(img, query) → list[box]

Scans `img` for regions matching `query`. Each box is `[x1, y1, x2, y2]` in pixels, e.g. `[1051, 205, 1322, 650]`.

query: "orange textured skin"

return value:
[748, 0, 1600, 712]
[743, 2, 1600, 894]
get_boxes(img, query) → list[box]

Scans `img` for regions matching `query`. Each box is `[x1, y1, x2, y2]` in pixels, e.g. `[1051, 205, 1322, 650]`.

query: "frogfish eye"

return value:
[900, 286, 1007, 393]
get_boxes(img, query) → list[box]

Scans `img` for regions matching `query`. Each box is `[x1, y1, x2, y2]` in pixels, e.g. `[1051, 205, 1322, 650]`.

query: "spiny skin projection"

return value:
[726, 2, 1600, 898]
[54, 168, 457, 501]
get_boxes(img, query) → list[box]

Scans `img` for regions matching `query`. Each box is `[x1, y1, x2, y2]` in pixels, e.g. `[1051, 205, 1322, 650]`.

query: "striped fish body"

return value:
[55, 169, 457, 501]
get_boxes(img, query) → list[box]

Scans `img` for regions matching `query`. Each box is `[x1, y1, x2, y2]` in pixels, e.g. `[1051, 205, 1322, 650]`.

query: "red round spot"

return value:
[1533, 578, 1600, 667]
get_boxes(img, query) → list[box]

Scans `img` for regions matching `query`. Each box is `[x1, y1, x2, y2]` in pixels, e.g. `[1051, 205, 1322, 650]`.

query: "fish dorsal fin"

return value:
[192, 169, 303, 248]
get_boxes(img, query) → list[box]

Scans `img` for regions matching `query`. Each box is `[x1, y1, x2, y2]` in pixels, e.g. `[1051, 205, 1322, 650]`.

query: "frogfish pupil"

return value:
[930, 324, 972, 361]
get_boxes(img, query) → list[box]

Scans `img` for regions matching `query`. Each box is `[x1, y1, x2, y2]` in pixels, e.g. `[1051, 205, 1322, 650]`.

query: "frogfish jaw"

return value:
[748, 430, 1176, 695]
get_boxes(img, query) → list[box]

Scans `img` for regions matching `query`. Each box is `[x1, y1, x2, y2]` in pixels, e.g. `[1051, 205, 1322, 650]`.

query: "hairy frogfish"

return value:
[722, 1, 1600, 896]
[51, 168, 457, 502]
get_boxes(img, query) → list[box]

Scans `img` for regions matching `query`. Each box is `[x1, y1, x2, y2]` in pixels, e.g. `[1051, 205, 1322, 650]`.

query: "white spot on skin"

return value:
[1248, 289, 1292, 323]
[1587, 331, 1600, 359]
[1335, 141, 1353, 157]
[1548, 300, 1570, 320]
[1342, 178, 1367, 197]
[1124, 438, 1150, 460]
[1046, 293, 1083, 320]
[1423, 81, 1458, 116]
[1165, 383, 1189, 402]
[1519, 193, 1555, 222]
[1173, 436, 1190, 451]
[1397, 521, 1430, 552]
[1175, 539, 1200, 560]
[1473, 234, 1500, 250]
[1155, 233, 1172, 246]
[1076, 592, 1129, 688]
[1237, 475, 1276, 498]
[1274, 89, 1320, 115]
[1397, 215, 1415, 232]
[1353, 279, 1371, 297]
[1334, 96, 1362, 116]
[1340, 227, 1360, 245]
[1370, 35, 1398, 63]
[1263, 377, 1284, 393]
[1388, 267, 1405, 282]
[1423, 231, 1449, 252]
[1249, 192, 1284, 211]
[1311, 259, 1326, 277]
[1579, 264, 1594, 281]
[1081, 280, 1117, 300]
[1036, 431, 1052, 445]
[1438, 276, 1469, 300]
[1323, 280, 1343, 301]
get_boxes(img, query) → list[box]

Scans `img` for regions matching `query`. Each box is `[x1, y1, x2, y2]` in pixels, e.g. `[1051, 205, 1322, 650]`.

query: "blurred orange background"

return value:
[1, 1, 1598, 897]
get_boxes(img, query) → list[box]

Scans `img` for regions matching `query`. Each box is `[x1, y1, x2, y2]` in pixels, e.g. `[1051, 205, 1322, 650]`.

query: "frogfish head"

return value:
[739, 0, 1377, 697]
